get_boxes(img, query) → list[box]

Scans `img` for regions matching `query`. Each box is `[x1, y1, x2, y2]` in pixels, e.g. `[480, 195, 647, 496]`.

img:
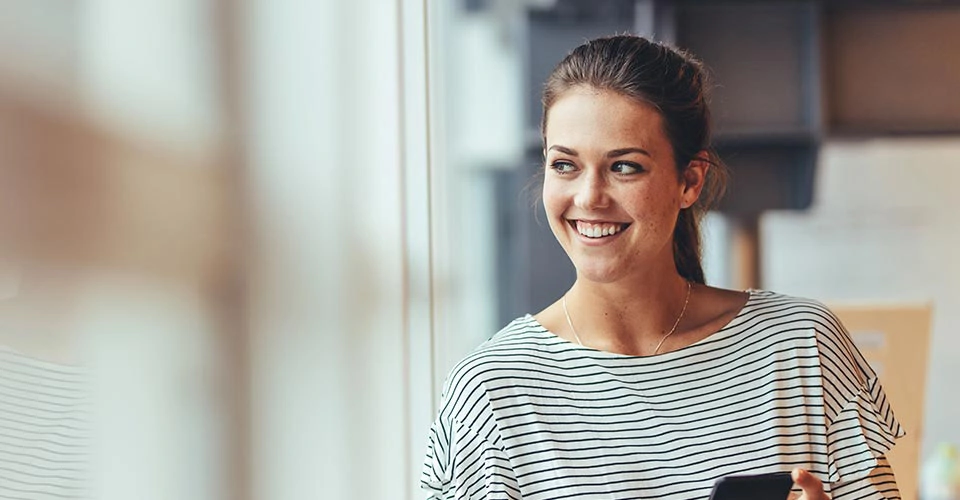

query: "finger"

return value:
[792, 468, 828, 500]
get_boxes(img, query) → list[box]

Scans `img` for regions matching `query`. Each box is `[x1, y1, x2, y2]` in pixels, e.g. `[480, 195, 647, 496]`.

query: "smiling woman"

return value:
[421, 35, 904, 500]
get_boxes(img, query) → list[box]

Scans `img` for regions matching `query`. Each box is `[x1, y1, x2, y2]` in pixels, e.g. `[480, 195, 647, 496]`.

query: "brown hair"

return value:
[541, 34, 727, 284]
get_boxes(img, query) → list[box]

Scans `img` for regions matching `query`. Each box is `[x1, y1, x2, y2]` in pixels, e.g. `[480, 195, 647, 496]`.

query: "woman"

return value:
[422, 35, 902, 500]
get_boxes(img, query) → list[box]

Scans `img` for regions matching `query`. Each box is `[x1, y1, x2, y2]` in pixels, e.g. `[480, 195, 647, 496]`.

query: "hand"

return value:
[788, 468, 830, 500]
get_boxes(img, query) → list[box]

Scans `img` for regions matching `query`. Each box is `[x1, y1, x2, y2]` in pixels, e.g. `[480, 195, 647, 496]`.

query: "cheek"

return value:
[541, 178, 565, 217]
[624, 191, 677, 231]
[650, 196, 681, 235]
[541, 179, 574, 244]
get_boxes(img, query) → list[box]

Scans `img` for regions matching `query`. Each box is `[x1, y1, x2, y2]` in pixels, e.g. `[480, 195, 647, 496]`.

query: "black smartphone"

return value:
[707, 471, 794, 500]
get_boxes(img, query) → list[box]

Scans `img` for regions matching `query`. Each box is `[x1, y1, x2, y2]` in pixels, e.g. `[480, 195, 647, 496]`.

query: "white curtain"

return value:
[245, 1, 434, 499]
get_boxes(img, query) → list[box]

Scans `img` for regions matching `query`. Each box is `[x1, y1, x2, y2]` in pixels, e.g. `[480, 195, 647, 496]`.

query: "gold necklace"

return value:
[561, 281, 692, 355]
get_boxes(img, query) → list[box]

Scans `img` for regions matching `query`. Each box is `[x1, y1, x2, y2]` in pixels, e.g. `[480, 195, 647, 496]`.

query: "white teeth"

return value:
[576, 221, 624, 238]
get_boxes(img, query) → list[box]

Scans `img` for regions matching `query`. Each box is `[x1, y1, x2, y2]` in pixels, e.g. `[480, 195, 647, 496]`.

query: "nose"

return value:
[573, 170, 609, 210]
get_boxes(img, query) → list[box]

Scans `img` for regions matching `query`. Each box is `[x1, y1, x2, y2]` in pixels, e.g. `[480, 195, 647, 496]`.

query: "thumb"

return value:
[792, 468, 827, 499]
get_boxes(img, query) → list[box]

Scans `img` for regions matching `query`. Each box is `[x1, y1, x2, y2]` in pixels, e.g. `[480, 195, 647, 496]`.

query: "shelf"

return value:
[714, 143, 818, 216]
[675, 1, 822, 139]
[713, 126, 819, 147]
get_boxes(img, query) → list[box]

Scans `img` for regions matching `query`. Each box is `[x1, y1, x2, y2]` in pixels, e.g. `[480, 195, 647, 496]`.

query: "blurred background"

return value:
[0, 0, 957, 499]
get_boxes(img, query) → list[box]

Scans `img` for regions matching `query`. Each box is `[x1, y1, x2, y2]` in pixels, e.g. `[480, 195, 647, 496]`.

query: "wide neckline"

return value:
[524, 289, 759, 362]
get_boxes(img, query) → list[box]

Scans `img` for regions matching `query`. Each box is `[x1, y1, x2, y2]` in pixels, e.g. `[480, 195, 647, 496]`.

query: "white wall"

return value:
[244, 1, 433, 499]
[763, 138, 960, 458]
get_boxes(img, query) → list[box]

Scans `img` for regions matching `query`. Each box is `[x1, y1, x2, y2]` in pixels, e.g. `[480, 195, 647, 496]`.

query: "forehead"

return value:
[544, 87, 671, 156]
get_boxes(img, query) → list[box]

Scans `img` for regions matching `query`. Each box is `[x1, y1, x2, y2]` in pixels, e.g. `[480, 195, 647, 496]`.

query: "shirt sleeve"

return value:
[831, 455, 902, 500]
[421, 415, 520, 500]
[814, 303, 906, 498]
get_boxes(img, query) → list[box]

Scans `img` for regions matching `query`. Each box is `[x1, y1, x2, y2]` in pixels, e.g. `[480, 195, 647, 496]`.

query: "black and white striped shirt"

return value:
[0, 348, 90, 499]
[422, 290, 903, 499]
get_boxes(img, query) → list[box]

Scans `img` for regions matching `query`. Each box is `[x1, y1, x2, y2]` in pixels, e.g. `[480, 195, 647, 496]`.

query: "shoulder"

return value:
[747, 289, 872, 383]
[436, 315, 551, 425]
[739, 290, 864, 362]
[745, 289, 848, 336]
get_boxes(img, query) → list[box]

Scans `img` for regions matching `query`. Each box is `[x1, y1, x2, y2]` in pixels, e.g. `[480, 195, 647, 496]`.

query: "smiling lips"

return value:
[571, 219, 630, 239]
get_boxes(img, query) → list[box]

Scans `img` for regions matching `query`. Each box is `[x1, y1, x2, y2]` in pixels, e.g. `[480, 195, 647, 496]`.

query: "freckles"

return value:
[645, 220, 659, 234]
[634, 192, 676, 236]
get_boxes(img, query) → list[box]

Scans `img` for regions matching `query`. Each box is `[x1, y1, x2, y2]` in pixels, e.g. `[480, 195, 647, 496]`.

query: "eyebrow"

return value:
[547, 145, 652, 158]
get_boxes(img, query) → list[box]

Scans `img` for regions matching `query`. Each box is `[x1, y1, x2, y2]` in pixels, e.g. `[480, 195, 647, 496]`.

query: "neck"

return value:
[565, 271, 692, 355]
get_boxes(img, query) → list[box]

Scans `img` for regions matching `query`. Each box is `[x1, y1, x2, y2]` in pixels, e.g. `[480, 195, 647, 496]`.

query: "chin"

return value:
[572, 260, 627, 284]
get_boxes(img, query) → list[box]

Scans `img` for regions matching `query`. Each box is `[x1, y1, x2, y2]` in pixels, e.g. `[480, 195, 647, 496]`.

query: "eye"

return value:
[611, 161, 643, 175]
[549, 160, 577, 175]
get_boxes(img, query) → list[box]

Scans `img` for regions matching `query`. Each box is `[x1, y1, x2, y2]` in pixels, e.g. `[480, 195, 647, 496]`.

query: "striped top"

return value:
[0, 347, 90, 500]
[422, 290, 904, 499]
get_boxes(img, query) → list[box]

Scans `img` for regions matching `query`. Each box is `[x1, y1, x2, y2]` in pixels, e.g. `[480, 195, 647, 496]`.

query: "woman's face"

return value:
[542, 87, 703, 284]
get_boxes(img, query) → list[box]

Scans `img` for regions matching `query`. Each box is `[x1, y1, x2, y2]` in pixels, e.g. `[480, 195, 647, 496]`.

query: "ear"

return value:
[679, 153, 710, 209]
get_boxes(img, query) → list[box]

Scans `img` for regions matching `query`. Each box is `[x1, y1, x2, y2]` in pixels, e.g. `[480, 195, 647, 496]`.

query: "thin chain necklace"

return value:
[561, 281, 692, 355]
